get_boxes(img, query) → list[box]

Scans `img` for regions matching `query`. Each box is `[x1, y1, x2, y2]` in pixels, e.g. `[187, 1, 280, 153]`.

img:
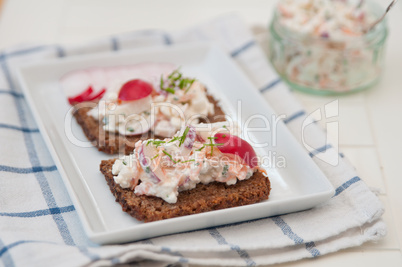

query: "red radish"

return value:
[214, 133, 258, 168]
[68, 86, 106, 105]
[118, 79, 153, 101]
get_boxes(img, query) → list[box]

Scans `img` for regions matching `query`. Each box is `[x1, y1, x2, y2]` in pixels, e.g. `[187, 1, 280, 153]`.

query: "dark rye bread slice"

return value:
[73, 95, 226, 155]
[100, 159, 271, 222]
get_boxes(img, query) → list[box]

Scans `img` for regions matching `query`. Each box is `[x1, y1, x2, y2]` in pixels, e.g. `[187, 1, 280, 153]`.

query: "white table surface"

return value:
[0, 0, 401, 266]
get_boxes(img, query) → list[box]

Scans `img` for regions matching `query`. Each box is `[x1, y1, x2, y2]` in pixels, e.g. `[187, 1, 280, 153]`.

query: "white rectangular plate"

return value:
[16, 43, 334, 244]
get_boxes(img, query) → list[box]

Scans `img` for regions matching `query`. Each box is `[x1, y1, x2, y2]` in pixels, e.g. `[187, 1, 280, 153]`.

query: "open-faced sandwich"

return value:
[63, 63, 226, 154]
[100, 123, 271, 222]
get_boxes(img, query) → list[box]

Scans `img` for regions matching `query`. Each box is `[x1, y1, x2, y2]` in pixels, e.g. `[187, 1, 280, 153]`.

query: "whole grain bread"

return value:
[100, 159, 271, 222]
[73, 95, 226, 155]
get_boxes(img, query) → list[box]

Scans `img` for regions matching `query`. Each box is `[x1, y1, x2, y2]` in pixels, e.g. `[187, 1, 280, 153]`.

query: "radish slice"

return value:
[118, 79, 153, 101]
[67, 86, 106, 105]
[60, 63, 176, 97]
[214, 133, 258, 168]
[138, 143, 165, 184]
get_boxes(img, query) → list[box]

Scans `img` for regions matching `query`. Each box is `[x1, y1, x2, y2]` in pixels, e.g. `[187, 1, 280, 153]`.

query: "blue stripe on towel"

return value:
[0, 90, 24, 98]
[0, 205, 74, 218]
[272, 217, 321, 257]
[1, 55, 75, 246]
[334, 176, 361, 197]
[111, 37, 119, 51]
[283, 111, 306, 124]
[309, 144, 332, 158]
[1, 46, 48, 59]
[208, 228, 256, 266]
[0, 123, 39, 133]
[163, 33, 172, 45]
[0, 238, 14, 267]
[230, 40, 256, 57]
[56, 45, 66, 58]
[305, 241, 320, 257]
[0, 165, 57, 174]
[259, 78, 281, 93]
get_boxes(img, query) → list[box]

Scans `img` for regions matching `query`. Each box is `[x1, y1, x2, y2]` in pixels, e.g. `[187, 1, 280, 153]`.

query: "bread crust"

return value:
[100, 159, 271, 222]
[73, 95, 226, 155]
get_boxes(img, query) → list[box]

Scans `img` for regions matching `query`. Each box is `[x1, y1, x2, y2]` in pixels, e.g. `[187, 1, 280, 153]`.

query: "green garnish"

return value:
[160, 68, 196, 94]
[196, 145, 205, 151]
[184, 79, 196, 93]
[168, 136, 181, 143]
[151, 154, 159, 160]
[127, 127, 135, 133]
[143, 111, 151, 116]
[195, 162, 200, 166]
[162, 150, 177, 163]
[222, 125, 227, 129]
[222, 134, 226, 138]
[160, 75, 164, 89]
[165, 87, 175, 94]
[168, 69, 182, 81]
[180, 159, 195, 163]
[122, 161, 127, 165]
[207, 137, 217, 140]
[179, 126, 190, 147]
[222, 164, 229, 176]
[204, 143, 224, 146]
[147, 140, 166, 147]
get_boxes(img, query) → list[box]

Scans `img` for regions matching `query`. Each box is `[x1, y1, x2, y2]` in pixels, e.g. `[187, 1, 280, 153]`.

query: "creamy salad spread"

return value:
[270, 0, 386, 93]
[112, 123, 260, 204]
[277, 0, 376, 41]
[88, 69, 215, 137]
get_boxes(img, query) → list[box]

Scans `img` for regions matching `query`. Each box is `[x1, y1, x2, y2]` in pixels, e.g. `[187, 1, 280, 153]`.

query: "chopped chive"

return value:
[222, 134, 226, 138]
[204, 143, 224, 146]
[207, 137, 217, 140]
[160, 75, 164, 89]
[168, 136, 180, 143]
[180, 159, 195, 163]
[179, 126, 190, 147]
[222, 125, 227, 129]
[122, 161, 127, 165]
[127, 127, 135, 132]
[165, 87, 175, 94]
[222, 164, 229, 176]
[184, 79, 195, 93]
[147, 140, 166, 147]
[143, 111, 150, 115]
[196, 145, 205, 151]
[162, 150, 177, 163]
[151, 154, 159, 160]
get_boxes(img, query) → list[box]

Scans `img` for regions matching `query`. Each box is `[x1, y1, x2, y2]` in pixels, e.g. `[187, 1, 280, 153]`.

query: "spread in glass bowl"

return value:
[269, 0, 388, 95]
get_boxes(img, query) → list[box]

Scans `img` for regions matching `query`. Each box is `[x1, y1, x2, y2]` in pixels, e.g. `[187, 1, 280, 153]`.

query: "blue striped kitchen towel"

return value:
[0, 14, 385, 267]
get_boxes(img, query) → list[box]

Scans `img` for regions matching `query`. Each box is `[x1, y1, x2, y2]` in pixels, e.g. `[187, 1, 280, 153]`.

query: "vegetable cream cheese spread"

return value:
[111, 123, 261, 203]
[88, 69, 214, 137]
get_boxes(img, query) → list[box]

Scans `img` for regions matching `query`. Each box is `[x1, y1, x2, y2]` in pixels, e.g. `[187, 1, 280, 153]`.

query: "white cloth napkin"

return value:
[0, 14, 386, 267]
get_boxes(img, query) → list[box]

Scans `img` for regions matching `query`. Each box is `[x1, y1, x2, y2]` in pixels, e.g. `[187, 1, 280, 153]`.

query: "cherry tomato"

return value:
[214, 133, 258, 168]
[118, 79, 153, 101]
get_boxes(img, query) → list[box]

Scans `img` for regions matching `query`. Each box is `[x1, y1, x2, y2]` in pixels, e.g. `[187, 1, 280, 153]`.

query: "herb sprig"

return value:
[160, 68, 196, 94]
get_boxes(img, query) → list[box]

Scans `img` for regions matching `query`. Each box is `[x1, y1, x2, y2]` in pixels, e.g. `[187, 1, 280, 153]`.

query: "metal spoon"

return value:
[364, 0, 398, 33]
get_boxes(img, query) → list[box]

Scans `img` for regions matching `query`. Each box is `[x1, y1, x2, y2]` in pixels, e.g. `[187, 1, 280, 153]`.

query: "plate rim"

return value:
[15, 42, 335, 244]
